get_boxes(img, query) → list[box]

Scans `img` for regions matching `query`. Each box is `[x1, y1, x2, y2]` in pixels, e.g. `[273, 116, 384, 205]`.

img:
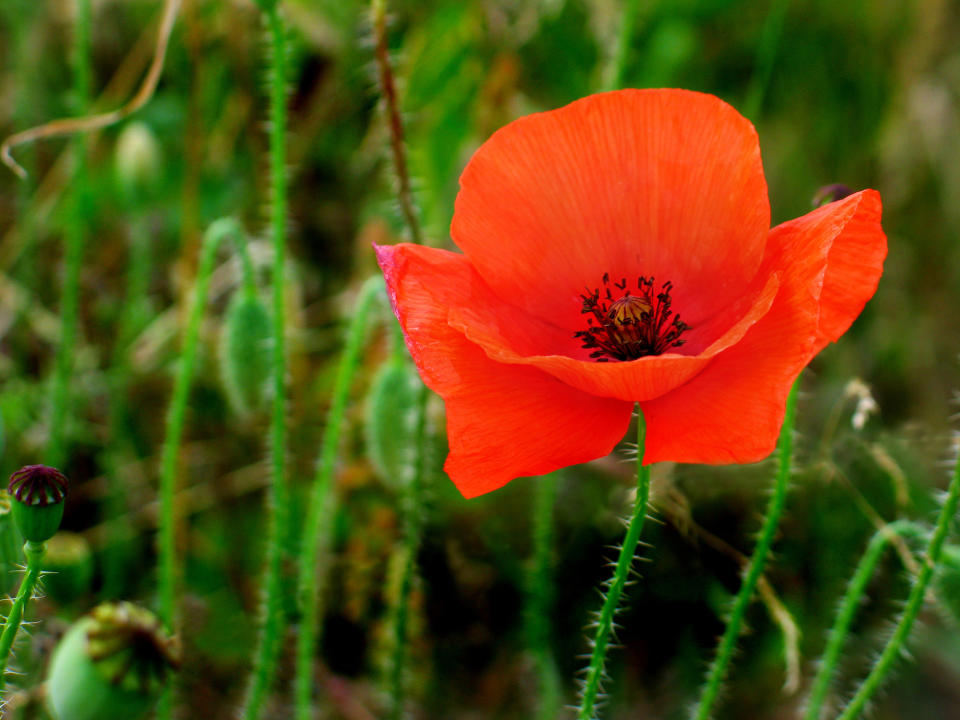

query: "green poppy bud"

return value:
[115, 122, 161, 198]
[46, 602, 179, 720]
[365, 359, 420, 489]
[219, 291, 272, 416]
[7, 465, 68, 544]
[43, 531, 94, 604]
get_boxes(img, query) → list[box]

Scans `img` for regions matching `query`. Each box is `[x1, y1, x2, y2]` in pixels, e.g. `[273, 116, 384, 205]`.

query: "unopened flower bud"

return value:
[46, 602, 179, 720]
[115, 122, 161, 197]
[219, 291, 272, 416]
[8, 465, 68, 544]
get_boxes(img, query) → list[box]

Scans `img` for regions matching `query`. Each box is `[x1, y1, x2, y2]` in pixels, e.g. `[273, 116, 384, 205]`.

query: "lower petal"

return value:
[377, 243, 634, 497]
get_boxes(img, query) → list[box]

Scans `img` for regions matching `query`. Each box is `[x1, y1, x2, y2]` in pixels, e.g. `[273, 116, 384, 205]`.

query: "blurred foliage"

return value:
[2, 0, 960, 718]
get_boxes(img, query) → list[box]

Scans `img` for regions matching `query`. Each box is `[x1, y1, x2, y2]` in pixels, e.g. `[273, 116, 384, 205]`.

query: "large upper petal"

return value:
[452, 88, 770, 332]
[376, 242, 634, 497]
[639, 190, 886, 464]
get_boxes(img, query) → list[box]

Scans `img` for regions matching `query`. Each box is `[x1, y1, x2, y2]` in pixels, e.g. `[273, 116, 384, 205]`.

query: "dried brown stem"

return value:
[1, 0, 181, 179]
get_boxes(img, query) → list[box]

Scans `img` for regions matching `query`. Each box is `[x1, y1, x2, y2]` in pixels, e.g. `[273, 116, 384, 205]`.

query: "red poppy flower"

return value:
[376, 89, 886, 498]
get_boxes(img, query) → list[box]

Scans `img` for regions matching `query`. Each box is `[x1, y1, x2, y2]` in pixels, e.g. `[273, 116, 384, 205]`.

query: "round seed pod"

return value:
[7, 465, 68, 544]
[46, 602, 179, 720]
[219, 291, 272, 417]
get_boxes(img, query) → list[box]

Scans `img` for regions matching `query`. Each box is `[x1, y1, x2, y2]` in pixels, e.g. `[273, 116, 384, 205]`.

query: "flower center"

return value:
[574, 274, 691, 361]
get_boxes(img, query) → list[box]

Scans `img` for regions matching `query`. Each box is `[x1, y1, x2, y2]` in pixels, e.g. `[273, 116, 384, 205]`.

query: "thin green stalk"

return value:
[0, 541, 45, 692]
[387, 382, 428, 720]
[372, 0, 423, 246]
[577, 408, 652, 720]
[691, 381, 798, 720]
[836, 460, 960, 720]
[743, 0, 790, 120]
[294, 276, 385, 720]
[103, 216, 153, 598]
[527, 475, 562, 720]
[601, 0, 641, 92]
[48, 0, 92, 469]
[156, 218, 248, 717]
[243, 6, 291, 719]
[804, 520, 926, 720]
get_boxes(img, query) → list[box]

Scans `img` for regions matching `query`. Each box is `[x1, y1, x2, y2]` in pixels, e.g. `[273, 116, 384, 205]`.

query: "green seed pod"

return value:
[7, 465, 68, 544]
[219, 291, 272, 416]
[43, 531, 94, 604]
[46, 602, 179, 720]
[365, 359, 420, 489]
[114, 122, 161, 199]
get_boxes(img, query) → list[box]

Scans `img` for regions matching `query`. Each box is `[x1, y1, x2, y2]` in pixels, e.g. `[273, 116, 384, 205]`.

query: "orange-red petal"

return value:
[376, 242, 634, 497]
[638, 189, 886, 464]
[451, 89, 770, 332]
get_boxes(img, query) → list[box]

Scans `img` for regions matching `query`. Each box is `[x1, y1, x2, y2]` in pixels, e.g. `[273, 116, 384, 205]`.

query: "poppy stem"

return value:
[293, 276, 386, 720]
[0, 541, 45, 692]
[372, 0, 424, 246]
[387, 381, 429, 720]
[691, 381, 798, 720]
[47, 0, 92, 469]
[527, 474, 562, 720]
[834, 457, 960, 720]
[156, 217, 250, 717]
[803, 520, 926, 720]
[577, 408, 652, 720]
[242, 5, 292, 719]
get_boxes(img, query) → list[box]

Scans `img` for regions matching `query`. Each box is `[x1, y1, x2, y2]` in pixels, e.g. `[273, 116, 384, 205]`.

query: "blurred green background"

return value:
[2, 0, 960, 718]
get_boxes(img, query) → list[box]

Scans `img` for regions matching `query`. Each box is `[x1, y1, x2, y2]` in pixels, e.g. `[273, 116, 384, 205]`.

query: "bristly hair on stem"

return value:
[690, 381, 799, 720]
[372, 0, 424, 246]
[576, 408, 653, 720]
[803, 520, 927, 720]
[155, 218, 252, 720]
[293, 276, 386, 720]
[832, 444, 960, 720]
[242, 5, 292, 720]
[47, 0, 92, 471]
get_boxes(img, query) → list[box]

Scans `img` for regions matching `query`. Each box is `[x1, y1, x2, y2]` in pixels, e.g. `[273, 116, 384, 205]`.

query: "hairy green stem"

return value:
[103, 216, 153, 599]
[577, 409, 652, 720]
[836, 461, 960, 720]
[804, 520, 926, 720]
[528, 475, 562, 720]
[692, 381, 798, 720]
[0, 541, 45, 692]
[242, 6, 291, 719]
[387, 382, 428, 720]
[294, 276, 385, 720]
[48, 0, 92, 468]
[156, 218, 249, 718]
[372, 0, 423, 246]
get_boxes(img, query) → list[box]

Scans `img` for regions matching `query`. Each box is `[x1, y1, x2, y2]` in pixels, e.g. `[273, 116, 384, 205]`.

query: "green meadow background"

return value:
[2, 0, 960, 718]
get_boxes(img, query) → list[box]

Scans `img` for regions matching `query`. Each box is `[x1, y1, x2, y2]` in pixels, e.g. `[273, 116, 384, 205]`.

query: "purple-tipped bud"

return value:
[8, 465, 69, 543]
[812, 183, 853, 208]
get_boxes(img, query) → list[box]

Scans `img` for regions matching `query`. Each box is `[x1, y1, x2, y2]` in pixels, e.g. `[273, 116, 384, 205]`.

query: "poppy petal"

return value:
[449, 271, 780, 402]
[810, 190, 885, 346]
[452, 88, 770, 332]
[637, 189, 885, 464]
[376, 243, 635, 497]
